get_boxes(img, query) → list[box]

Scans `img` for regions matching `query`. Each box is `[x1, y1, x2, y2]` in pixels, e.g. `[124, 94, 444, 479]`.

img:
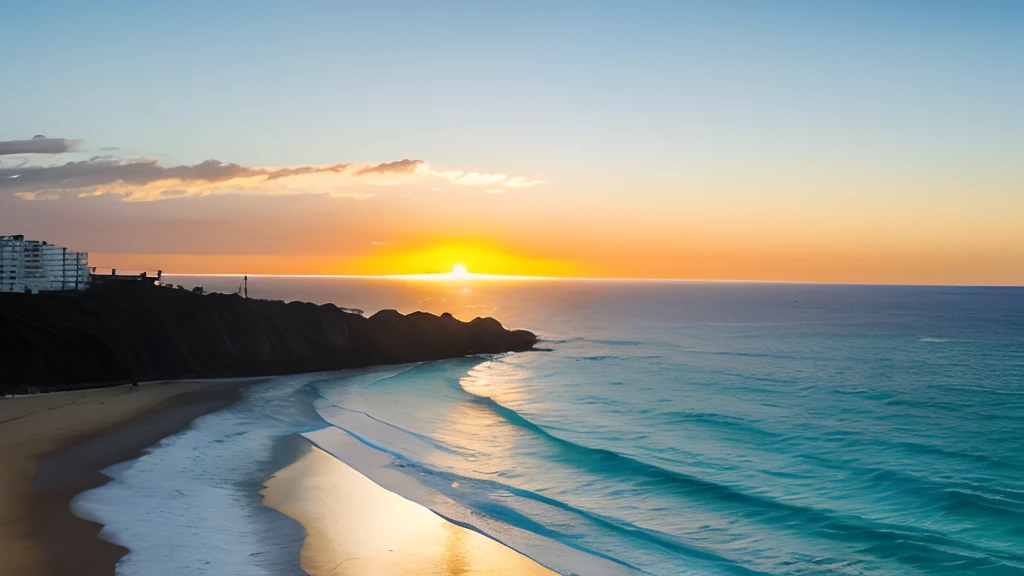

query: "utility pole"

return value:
[244, 275, 248, 298]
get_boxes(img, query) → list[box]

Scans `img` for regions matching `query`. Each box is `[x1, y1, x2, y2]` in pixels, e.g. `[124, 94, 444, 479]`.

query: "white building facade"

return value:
[0, 235, 91, 293]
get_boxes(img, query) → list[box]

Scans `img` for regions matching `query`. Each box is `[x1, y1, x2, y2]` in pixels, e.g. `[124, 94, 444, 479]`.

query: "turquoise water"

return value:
[78, 279, 1024, 575]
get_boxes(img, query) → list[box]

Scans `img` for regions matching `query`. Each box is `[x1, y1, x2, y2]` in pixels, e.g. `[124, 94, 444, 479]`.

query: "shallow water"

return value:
[77, 278, 1024, 575]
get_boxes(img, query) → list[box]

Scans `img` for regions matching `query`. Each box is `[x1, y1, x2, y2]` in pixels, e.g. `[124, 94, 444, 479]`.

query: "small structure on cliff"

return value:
[89, 268, 164, 287]
[0, 235, 91, 293]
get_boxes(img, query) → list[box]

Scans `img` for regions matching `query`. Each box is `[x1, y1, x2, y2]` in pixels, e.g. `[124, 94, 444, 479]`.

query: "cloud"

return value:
[1, 137, 545, 201]
[417, 169, 545, 189]
[1, 157, 364, 201]
[0, 138, 78, 155]
[503, 176, 546, 188]
[354, 159, 423, 175]
[430, 169, 510, 186]
[13, 191, 60, 201]
[3, 154, 545, 202]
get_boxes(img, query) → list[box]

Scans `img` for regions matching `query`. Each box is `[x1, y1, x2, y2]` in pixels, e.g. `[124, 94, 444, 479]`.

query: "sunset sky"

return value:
[2, 1, 1023, 284]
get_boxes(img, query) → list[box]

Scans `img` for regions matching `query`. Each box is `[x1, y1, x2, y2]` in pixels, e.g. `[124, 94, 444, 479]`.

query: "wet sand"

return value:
[0, 380, 252, 576]
[263, 441, 560, 576]
[1, 379, 558, 576]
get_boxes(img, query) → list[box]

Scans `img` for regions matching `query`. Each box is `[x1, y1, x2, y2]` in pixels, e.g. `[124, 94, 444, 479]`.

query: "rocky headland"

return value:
[0, 284, 537, 393]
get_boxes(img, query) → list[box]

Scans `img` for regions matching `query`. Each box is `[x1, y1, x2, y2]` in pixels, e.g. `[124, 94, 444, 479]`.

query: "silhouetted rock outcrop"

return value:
[0, 285, 537, 393]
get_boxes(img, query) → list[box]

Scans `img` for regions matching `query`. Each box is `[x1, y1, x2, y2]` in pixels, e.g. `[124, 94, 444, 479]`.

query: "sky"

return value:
[2, 0, 1023, 284]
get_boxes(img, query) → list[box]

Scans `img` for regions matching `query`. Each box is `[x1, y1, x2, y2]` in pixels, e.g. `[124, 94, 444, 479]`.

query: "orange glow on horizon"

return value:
[87, 244, 1024, 286]
[88, 241, 591, 279]
[80, 216, 1024, 288]
[343, 241, 589, 278]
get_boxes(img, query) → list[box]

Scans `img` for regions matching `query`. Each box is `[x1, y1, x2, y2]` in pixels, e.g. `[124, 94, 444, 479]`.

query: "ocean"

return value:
[74, 277, 1024, 575]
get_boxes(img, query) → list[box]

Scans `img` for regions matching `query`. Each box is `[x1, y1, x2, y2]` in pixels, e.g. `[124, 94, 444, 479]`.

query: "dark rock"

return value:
[0, 284, 537, 393]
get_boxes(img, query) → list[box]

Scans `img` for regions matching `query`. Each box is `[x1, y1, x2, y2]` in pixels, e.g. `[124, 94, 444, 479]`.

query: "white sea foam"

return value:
[72, 375, 319, 576]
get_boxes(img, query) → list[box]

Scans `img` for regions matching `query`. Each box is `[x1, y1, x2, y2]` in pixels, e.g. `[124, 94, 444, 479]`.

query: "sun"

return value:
[451, 263, 469, 277]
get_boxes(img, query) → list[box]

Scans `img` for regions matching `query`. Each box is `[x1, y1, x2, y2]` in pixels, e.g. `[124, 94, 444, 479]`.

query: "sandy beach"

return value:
[1, 378, 560, 576]
[263, 440, 558, 576]
[0, 380, 251, 576]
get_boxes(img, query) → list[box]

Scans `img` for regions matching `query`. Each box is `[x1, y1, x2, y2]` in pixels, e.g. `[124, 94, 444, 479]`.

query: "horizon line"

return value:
[158, 272, 1024, 289]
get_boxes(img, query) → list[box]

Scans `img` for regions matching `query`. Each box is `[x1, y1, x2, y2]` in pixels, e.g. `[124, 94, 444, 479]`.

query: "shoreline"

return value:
[1, 370, 565, 576]
[0, 379, 254, 576]
[262, 438, 559, 576]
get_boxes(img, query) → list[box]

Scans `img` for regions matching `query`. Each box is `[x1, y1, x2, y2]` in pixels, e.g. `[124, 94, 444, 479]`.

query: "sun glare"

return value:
[451, 263, 469, 277]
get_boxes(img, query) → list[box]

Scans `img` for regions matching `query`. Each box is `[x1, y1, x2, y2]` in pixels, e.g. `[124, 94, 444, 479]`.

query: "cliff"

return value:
[0, 285, 537, 393]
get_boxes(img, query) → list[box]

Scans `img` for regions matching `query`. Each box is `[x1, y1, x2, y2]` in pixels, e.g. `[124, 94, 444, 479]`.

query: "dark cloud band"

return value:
[0, 157, 429, 196]
[0, 138, 78, 156]
[0, 139, 539, 201]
